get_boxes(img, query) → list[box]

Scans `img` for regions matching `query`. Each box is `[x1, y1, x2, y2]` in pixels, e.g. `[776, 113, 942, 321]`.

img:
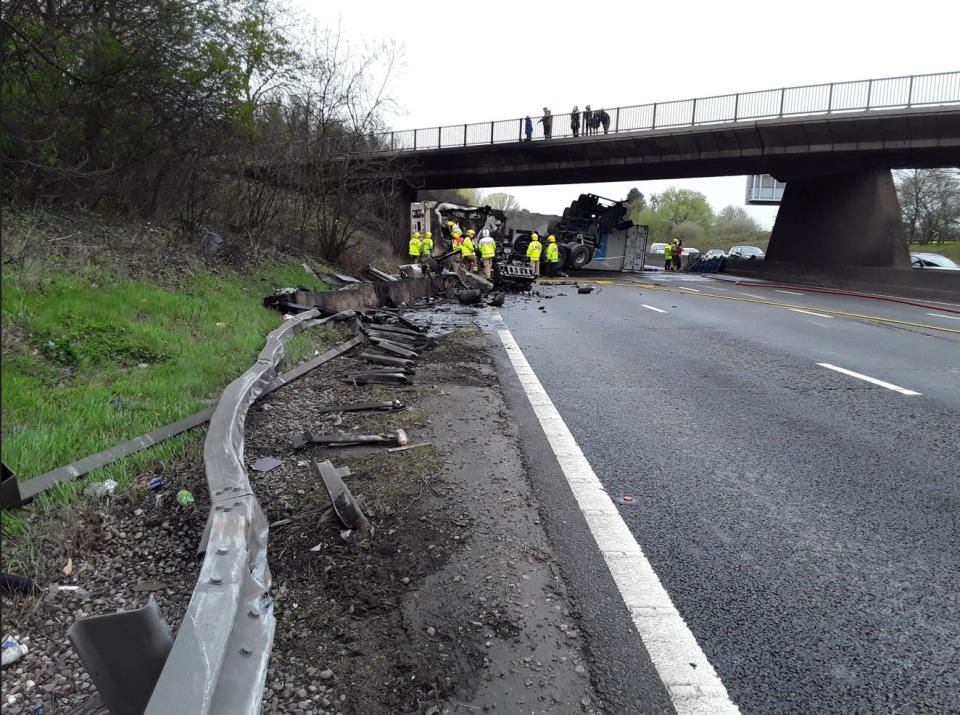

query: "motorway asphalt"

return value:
[484, 273, 960, 713]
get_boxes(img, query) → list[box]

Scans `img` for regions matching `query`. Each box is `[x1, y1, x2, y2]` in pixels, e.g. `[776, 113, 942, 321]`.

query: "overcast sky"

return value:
[295, 0, 959, 228]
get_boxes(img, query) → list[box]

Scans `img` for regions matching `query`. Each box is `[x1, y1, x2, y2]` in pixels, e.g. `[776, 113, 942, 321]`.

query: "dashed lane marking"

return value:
[816, 362, 922, 396]
[928, 313, 960, 320]
[495, 316, 740, 715]
[789, 308, 834, 319]
[642, 304, 667, 313]
[775, 289, 804, 295]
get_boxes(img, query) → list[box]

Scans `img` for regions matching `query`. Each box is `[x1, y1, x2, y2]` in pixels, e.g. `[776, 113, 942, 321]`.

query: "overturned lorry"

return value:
[410, 193, 648, 275]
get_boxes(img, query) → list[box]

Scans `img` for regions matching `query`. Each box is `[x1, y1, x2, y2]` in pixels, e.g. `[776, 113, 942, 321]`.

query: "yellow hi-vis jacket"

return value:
[527, 239, 542, 261]
[421, 236, 434, 254]
[664, 243, 673, 260]
[460, 237, 476, 257]
[545, 242, 559, 262]
[408, 236, 422, 256]
[479, 237, 496, 258]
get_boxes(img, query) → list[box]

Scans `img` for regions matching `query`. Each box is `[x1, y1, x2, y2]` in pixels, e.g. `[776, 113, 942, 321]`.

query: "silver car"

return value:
[729, 245, 765, 260]
[910, 252, 959, 270]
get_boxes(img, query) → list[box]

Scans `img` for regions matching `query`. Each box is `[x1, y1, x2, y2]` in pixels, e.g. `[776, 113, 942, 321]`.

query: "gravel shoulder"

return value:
[2, 307, 603, 714]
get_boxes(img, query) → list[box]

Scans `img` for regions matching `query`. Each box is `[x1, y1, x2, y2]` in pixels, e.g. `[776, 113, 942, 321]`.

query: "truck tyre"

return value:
[557, 244, 571, 269]
[568, 244, 590, 269]
[457, 289, 481, 305]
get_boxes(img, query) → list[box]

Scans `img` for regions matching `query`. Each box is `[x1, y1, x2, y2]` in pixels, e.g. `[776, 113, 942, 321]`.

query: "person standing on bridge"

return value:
[420, 231, 434, 263]
[538, 107, 553, 139]
[583, 105, 594, 135]
[571, 106, 580, 137]
[663, 240, 673, 270]
[408, 232, 422, 263]
[523, 116, 533, 141]
[527, 233, 543, 277]
[544, 235, 560, 277]
[478, 229, 497, 279]
[599, 108, 611, 134]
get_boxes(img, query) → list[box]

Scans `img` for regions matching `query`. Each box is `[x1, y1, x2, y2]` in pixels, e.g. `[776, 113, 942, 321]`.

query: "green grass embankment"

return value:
[908, 241, 960, 262]
[1, 259, 333, 536]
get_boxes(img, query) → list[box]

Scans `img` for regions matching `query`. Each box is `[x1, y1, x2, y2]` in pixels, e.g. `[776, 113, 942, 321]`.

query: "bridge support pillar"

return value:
[766, 169, 909, 268]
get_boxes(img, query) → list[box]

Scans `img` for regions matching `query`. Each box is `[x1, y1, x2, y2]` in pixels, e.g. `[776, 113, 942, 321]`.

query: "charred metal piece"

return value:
[365, 323, 422, 338]
[296, 429, 408, 449]
[358, 351, 417, 368]
[316, 399, 405, 414]
[368, 336, 419, 359]
[344, 372, 413, 386]
[397, 316, 425, 333]
[488, 292, 505, 307]
[312, 460, 374, 539]
[578, 285, 595, 294]
[458, 289, 482, 305]
[360, 265, 399, 282]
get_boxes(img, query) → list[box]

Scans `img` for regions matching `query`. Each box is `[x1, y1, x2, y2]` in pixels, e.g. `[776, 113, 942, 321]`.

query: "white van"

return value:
[649, 242, 668, 255]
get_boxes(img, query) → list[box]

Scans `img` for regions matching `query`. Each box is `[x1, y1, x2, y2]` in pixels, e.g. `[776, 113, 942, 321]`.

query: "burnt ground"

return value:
[2, 305, 603, 714]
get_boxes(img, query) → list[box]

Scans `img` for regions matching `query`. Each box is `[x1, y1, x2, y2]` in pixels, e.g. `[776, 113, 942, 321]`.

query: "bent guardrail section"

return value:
[146, 308, 328, 714]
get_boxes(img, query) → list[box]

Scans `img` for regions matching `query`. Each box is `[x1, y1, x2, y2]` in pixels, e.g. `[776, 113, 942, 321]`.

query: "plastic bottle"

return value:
[1, 639, 28, 667]
[147, 477, 164, 490]
[176, 489, 195, 507]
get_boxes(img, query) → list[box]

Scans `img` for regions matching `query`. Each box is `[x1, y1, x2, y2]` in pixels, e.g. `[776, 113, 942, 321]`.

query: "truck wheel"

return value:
[568, 244, 590, 269]
[557, 244, 571, 268]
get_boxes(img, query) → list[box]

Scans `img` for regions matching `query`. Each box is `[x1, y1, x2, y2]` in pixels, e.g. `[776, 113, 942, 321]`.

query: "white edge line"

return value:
[642, 304, 667, 313]
[494, 312, 740, 714]
[789, 308, 834, 319]
[816, 362, 921, 396]
[681, 287, 701, 292]
[927, 312, 960, 320]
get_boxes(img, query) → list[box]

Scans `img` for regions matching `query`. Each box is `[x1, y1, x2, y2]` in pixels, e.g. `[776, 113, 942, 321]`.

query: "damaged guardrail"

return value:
[143, 308, 328, 714]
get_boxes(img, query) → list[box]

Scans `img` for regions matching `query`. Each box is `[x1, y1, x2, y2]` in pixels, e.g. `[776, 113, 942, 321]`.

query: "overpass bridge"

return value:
[373, 72, 960, 270]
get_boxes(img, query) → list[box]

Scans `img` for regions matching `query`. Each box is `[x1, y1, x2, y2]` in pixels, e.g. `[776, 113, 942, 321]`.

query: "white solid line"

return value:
[789, 308, 834, 319]
[816, 363, 921, 396]
[681, 287, 701, 292]
[775, 289, 804, 295]
[927, 312, 960, 321]
[736, 291, 766, 299]
[642, 304, 667, 313]
[495, 317, 739, 714]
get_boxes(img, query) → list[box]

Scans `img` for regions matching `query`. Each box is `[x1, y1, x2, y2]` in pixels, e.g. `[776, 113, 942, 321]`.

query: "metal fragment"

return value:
[312, 460, 374, 539]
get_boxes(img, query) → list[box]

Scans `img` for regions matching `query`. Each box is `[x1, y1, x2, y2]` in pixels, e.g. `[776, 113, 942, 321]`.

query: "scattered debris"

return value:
[147, 477, 164, 490]
[251, 457, 283, 472]
[386, 442, 433, 453]
[578, 285, 595, 294]
[368, 337, 418, 359]
[131, 582, 164, 593]
[0, 573, 38, 597]
[488, 292, 505, 307]
[84, 479, 118, 498]
[361, 265, 399, 282]
[457, 289, 482, 305]
[358, 352, 416, 369]
[2, 637, 29, 667]
[316, 400, 405, 413]
[62, 558, 73, 576]
[344, 372, 413, 386]
[293, 429, 408, 449]
[175, 489, 195, 507]
[312, 459, 374, 540]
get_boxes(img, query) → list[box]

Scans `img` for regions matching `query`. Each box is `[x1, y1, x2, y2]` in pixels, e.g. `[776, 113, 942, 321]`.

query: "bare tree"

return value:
[896, 168, 960, 244]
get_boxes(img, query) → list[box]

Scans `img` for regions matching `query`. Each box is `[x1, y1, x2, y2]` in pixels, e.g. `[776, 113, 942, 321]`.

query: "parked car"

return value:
[682, 247, 700, 258]
[704, 249, 726, 259]
[649, 242, 668, 255]
[910, 252, 959, 270]
[729, 245, 765, 260]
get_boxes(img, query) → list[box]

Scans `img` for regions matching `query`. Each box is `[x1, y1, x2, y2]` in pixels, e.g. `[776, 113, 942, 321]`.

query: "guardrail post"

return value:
[733, 93, 740, 121]
[413, 130, 417, 150]
[651, 103, 657, 130]
[615, 108, 620, 133]
[390, 132, 395, 151]
[437, 127, 441, 149]
[827, 83, 834, 113]
[490, 121, 494, 144]
[463, 124, 467, 146]
[779, 88, 786, 117]
[907, 75, 915, 107]
[866, 79, 872, 110]
[691, 98, 697, 125]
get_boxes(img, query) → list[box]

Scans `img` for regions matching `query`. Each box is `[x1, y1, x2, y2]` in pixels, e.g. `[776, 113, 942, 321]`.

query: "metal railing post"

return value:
[463, 124, 467, 146]
[490, 121, 494, 144]
[866, 79, 872, 110]
[779, 88, 786, 117]
[437, 127, 441, 149]
[733, 93, 740, 121]
[827, 83, 834, 113]
[651, 103, 657, 129]
[907, 75, 915, 107]
[390, 132, 394, 151]
[615, 108, 620, 133]
[413, 130, 417, 150]
[691, 98, 697, 126]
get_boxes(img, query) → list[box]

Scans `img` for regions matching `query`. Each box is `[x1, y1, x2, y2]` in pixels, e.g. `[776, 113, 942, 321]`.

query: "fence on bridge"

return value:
[376, 71, 960, 151]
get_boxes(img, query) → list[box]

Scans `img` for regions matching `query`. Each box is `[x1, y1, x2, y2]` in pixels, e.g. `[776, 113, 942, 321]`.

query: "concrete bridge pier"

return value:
[766, 169, 910, 268]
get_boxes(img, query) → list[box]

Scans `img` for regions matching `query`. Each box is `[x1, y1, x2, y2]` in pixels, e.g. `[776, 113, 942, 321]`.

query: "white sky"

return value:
[293, 0, 959, 228]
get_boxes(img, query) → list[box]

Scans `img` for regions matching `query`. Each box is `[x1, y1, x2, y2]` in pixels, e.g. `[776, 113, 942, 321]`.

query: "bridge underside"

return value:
[388, 107, 960, 270]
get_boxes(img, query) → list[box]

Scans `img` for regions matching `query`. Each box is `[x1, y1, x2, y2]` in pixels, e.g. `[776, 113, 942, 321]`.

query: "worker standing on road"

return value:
[408, 232, 422, 262]
[527, 233, 543, 277]
[664, 240, 673, 271]
[420, 231, 434, 263]
[544, 235, 559, 277]
[673, 238, 682, 271]
[478, 229, 497, 279]
[460, 232, 477, 272]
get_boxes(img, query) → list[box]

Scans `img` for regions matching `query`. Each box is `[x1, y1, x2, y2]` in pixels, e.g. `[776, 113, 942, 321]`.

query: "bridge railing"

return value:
[375, 71, 960, 151]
